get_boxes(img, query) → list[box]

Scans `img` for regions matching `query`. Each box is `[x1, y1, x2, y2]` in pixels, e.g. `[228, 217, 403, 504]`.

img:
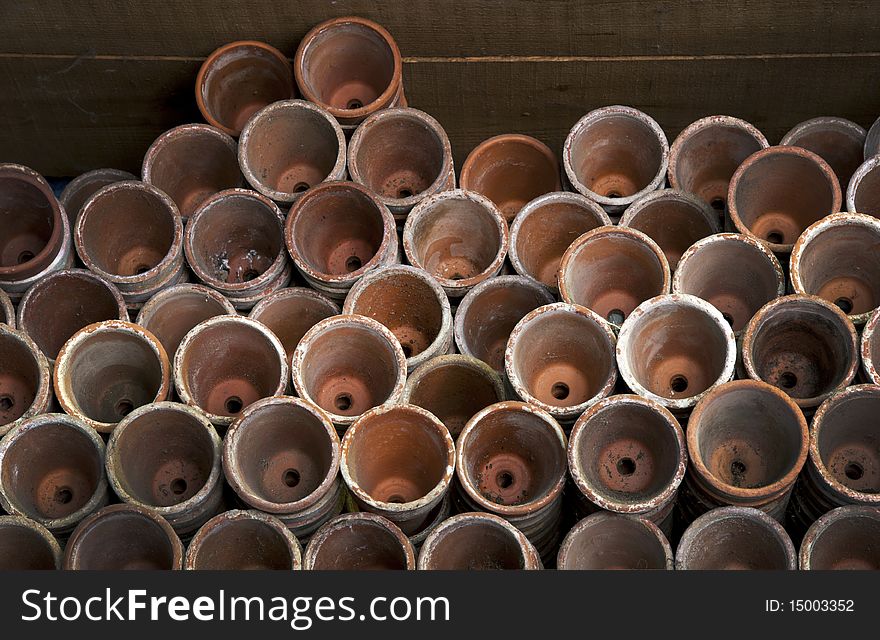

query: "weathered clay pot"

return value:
[59, 168, 136, 226]
[341, 404, 454, 536]
[224, 396, 342, 540]
[456, 401, 567, 562]
[106, 402, 223, 537]
[142, 124, 244, 220]
[239, 99, 346, 204]
[174, 315, 288, 427]
[616, 294, 736, 414]
[460, 134, 561, 222]
[402, 354, 506, 439]
[799, 506, 880, 570]
[294, 17, 404, 131]
[682, 380, 808, 524]
[672, 233, 785, 335]
[740, 295, 858, 411]
[54, 320, 171, 433]
[347, 107, 454, 221]
[0, 413, 108, 536]
[291, 314, 407, 429]
[17, 268, 128, 365]
[454, 275, 554, 372]
[558, 226, 670, 327]
[185, 188, 291, 310]
[417, 512, 542, 570]
[667, 115, 769, 217]
[304, 512, 415, 570]
[790, 212, 880, 325]
[0, 164, 73, 301]
[75, 181, 185, 310]
[0, 324, 51, 437]
[185, 509, 302, 570]
[780, 117, 867, 192]
[847, 155, 880, 219]
[63, 503, 184, 570]
[248, 287, 339, 362]
[728, 146, 841, 253]
[0, 515, 62, 569]
[675, 506, 796, 570]
[402, 189, 509, 298]
[568, 394, 685, 531]
[508, 191, 611, 292]
[556, 513, 673, 570]
[135, 283, 236, 360]
[285, 181, 398, 300]
[196, 40, 294, 137]
[343, 265, 453, 372]
[563, 106, 668, 216]
[506, 303, 617, 426]
[619, 189, 719, 270]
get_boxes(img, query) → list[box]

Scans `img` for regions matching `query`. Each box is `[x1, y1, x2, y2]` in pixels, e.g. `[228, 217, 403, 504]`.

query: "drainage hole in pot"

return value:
[0, 395, 13, 412]
[607, 308, 626, 325]
[606, 191, 622, 198]
[730, 460, 747, 478]
[616, 458, 636, 476]
[283, 469, 301, 488]
[496, 471, 514, 489]
[551, 382, 570, 400]
[334, 392, 353, 412]
[170, 478, 187, 495]
[765, 231, 784, 244]
[834, 297, 853, 314]
[345, 256, 363, 272]
[398, 188, 413, 199]
[778, 372, 797, 389]
[17, 250, 35, 264]
[386, 494, 406, 504]
[135, 264, 151, 275]
[54, 486, 73, 505]
[225, 396, 244, 414]
[845, 462, 864, 481]
[710, 197, 725, 211]
[347, 99, 363, 110]
[293, 182, 310, 193]
[242, 269, 260, 282]
[115, 399, 134, 417]
[670, 375, 688, 393]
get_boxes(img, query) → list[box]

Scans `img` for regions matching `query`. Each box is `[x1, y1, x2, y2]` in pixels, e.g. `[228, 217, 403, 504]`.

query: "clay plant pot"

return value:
[402, 354, 506, 439]
[185, 188, 291, 310]
[142, 123, 244, 220]
[563, 106, 668, 217]
[417, 512, 542, 570]
[223, 396, 343, 540]
[285, 181, 398, 300]
[59, 168, 136, 227]
[75, 181, 186, 310]
[460, 134, 561, 222]
[239, 99, 346, 204]
[135, 283, 236, 360]
[106, 402, 223, 537]
[17, 268, 128, 365]
[0, 413, 108, 536]
[799, 506, 880, 570]
[454, 275, 555, 372]
[54, 320, 171, 433]
[508, 191, 611, 292]
[173, 315, 288, 428]
[0, 324, 51, 437]
[248, 287, 339, 363]
[304, 513, 415, 570]
[847, 155, 880, 219]
[185, 510, 302, 570]
[0, 164, 73, 301]
[294, 17, 404, 131]
[790, 212, 880, 325]
[291, 314, 407, 429]
[780, 117, 867, 192]
[63, 504, 184, 570]
[348, 107, 455, 221]
[556, 513, 673, 570]
[558, 226, 670, 328]
[667, 115, 769, 217]
[728, 145, 841, 253]
[0, 515, 62, 570]
[403, 190, 509, 298]
[673, 233, 785, 336]
[196, 40, 294, 137]
[506, 303, 617, 426]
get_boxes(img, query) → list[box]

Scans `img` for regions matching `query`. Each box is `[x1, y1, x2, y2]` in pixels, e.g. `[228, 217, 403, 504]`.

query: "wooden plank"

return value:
[2, 54, 879, 177]
[2, 0, 879, 58]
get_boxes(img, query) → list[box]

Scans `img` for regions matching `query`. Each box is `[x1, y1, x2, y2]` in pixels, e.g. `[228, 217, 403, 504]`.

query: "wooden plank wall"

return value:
[1, 1, 879, 177]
